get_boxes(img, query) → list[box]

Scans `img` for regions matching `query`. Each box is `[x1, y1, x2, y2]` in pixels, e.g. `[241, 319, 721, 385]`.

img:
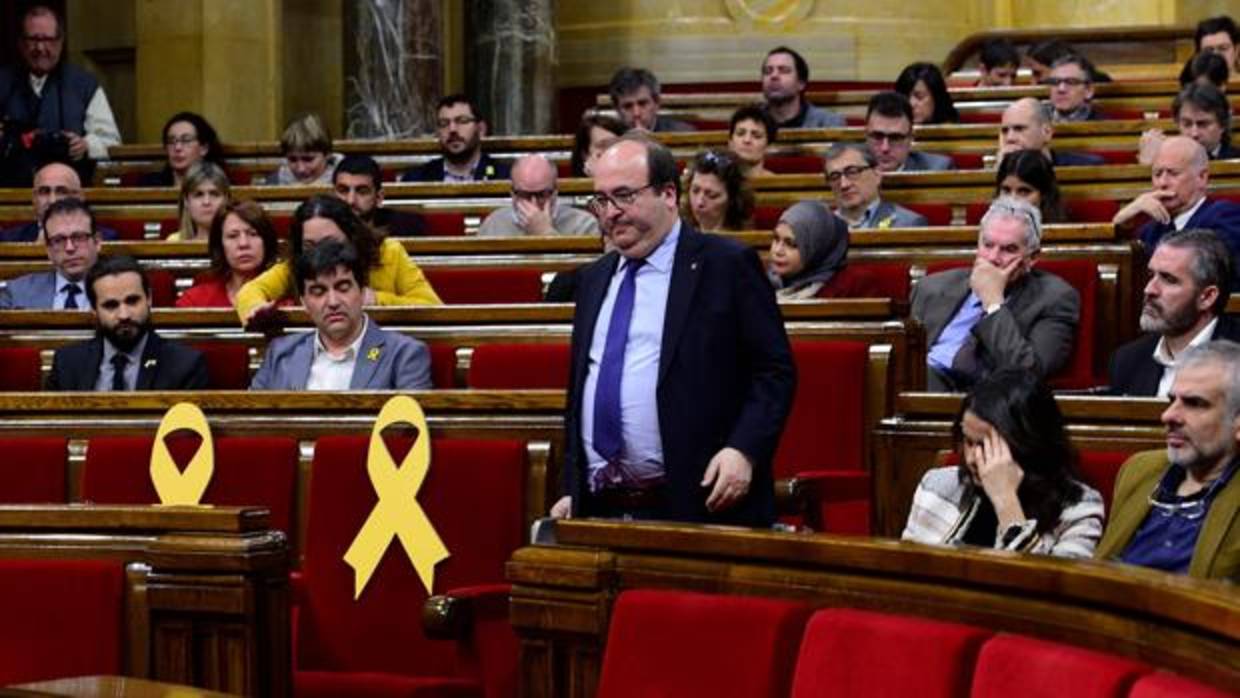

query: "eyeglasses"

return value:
[1043, 77, 1089, 88]
[21, 34, 61, 45]
[513, 187, 555, 203]
[436, 116, 478, 129]
[35, 185, 79, 198]
[164, 135, 198, 147]
[1146, 490, 1208, 521]
[826, 164, 873, 183]
[587, 184, 655, 214]
[865, 130, 910, 145]
[45, 231, 95, 249]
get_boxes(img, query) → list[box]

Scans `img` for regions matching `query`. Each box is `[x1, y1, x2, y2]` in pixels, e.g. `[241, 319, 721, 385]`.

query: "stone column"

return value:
[466, 0, 556, 136]
[344, 0, 443, 139]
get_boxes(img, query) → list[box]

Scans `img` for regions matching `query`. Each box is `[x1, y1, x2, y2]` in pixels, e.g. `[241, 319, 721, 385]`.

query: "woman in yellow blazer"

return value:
[235, 194, 440, 325]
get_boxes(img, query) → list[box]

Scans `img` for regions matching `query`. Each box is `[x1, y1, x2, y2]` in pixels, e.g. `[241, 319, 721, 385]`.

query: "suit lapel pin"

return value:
[690, 261, 698, 271]
[878, 216, 894, 229]
[367, 347, 381, 362]
[143, 358, 157, 369]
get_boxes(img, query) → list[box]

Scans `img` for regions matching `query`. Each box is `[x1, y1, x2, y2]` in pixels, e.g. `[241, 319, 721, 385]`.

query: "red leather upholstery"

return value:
[146, 269, 178, 307]
[0, 558, 123, 684]
[467, 343, 571, 389]
[951, 152, 986, 169]
[422, 268, 544, 304]
[80, 436, 298, 535]
[97, 216, 150, 240]
[1065, 199, 1121, 223]
[791, 608, 991, 698]
[0, 437, 66, 502]
[754, 205, 783, 230]
[296, 436, 527, 698]
[0, 347, 42, 391]
[971, 634, 1149, 698]
[596, 590, 810, 698]
[1129, 673, 1236, 698]
[767, 154, 825, 174]
[426, 341, 459, 389]
[820, 262, 912, 302]
[423, 212, 467, 236]
[906, 202, 953, 226]
[960, 112, 1002, 124]
[1076, 450, 1130, 513]
[188, 342, 251, 390]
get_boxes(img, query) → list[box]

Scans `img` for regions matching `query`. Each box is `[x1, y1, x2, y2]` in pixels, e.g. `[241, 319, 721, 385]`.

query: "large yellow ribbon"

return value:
[149, 402, 214, 506]
[343, 395, 449, 599]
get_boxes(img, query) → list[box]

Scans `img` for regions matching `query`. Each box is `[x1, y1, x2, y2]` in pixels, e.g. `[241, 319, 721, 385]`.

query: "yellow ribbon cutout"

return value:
[149, 402, 214, 506]
[343, 395, 449, 599]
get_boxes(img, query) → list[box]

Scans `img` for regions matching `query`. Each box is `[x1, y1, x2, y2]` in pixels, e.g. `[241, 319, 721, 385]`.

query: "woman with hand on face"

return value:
[176, 200, 279, 308]
[995, 150, 1066, 223]
[140, 112, 224, 187]
[166, 162, 230, 241]
[235, 194, 440, 328]
[680, 149, 754, 232]
[895, 62, 959, 125]
[767, 201, 849, 299]
[902, 369, 1104, 558]
[728, 105, 778, 178]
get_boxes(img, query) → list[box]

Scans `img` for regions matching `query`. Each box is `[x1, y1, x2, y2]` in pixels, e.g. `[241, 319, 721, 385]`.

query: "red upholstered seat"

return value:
[467, 343, 570, 389]
[775, 341, 871, 532]
[964, 199, 1121, 225]
[1076, 450, 1130, 512]
[971, 634, 1150, 698]
[96, 216, 153, 240]
[272, 215, 293, 238]
[426, 341, 459, 389]
[423, 212, 467, 236]
[819, 262, 911, 302]
[905, 202, 953, 226]
[0, 558, 124, 684]
[80, 436, 298, 535]
[596, 590, 810, 698]
[1129, 673, 1236, 698]
[767, 154, 825, 174]
[0, 347, 42, 391]
[423, 268, 545, 304]
[296, 436, 527, 698]
[188, 342, 251, 390]
[951, 152, 985, 169]
[790, 608, 991, 698]
[0, 437, 67, 503]
[146, 269, 178, 307]
[754, 205, 783, 230]
[960, 111, 1002, 124]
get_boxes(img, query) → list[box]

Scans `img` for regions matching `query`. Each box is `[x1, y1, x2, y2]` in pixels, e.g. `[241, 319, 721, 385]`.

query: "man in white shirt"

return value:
[1109, 229, 1240, 396]
[250, 240, 431, 391]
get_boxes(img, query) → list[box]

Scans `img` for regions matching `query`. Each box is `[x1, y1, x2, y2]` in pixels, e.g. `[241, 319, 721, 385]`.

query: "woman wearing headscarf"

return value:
[767, 201, 849, 299]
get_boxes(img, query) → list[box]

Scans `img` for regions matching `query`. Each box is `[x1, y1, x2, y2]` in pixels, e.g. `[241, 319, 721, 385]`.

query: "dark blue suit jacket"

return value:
[399, 153, 511, 183]
[561, 224, 797, 526]
[1139, 198, 1240, 287]
[45, 331, 208, 391]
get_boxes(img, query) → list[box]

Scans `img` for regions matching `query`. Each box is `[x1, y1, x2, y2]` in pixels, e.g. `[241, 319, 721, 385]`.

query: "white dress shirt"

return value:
[306, 317, 367, 391]
[581, 222, 681, 491]
[1153, 317, 1218, 398]
[1172, 196, 1207, 232]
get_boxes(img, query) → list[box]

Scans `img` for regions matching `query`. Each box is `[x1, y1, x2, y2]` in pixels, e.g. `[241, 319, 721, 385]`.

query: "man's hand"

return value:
[1113, 190, 1176, 228]
[1137, 128, 1165, 166]
[550, 495, 572, 519]
[516, 198, 555, 235]
[969, 255, 1019, 308]
[701, 447, 753, 512]
[62, 131, 87, 160]
[243, 301, 285, 336]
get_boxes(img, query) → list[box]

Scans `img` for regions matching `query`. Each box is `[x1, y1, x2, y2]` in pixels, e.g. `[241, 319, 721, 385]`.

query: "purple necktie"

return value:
[593, 259, 643, 462]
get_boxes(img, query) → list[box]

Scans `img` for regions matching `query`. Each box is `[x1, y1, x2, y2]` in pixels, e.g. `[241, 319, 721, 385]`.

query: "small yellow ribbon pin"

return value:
[343, 395, 449, 599]
[149, 402, 214, 505]
[367, 347, 380, 362]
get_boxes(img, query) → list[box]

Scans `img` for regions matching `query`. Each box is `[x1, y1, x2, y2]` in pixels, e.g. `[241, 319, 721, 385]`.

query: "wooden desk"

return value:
[10, 675, 238, 697]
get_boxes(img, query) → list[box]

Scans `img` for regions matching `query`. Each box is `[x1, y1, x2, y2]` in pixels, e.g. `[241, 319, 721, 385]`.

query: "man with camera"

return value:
[0, 5, 121, 186]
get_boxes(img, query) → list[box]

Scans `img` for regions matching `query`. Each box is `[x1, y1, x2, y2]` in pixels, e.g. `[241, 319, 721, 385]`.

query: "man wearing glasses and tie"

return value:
[477, 154, 599, 236]
[549, 134, 795, 526]
[0, 196, 101, 309]
[1098, 340, 1240, 580]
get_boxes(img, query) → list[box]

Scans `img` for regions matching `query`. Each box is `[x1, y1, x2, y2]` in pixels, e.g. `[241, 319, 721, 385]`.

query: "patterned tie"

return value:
[111, 353, 129, 392]
[62, 284, 80, 310]
[592, 259, 643, 462]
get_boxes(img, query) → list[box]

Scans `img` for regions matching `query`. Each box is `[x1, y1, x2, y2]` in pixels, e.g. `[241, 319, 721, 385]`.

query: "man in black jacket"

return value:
[1110, 229, 1240, 396]
[400, 95, 509, 183]
[46, 255, 208, 391]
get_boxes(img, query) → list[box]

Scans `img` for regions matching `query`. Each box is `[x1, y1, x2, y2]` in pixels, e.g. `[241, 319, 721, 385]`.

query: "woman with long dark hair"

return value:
[995, 150, 1066, 223]
[902, 369, 1104, 557]
[895, 62, 959, 124]
[680, 149, 754, 232]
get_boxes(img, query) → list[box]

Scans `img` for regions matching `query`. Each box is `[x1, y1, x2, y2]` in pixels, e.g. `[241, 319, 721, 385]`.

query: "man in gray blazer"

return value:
[913, 197, 1080, 392]
[866, 92, 954, 172]
[250, 240, 431, 391]
[824, 143, 928, 229]
[0, 197, 101, 309]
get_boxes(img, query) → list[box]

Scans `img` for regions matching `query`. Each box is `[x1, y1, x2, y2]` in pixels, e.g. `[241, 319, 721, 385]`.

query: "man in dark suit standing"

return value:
[1110, 229, 1240, 396]
[549, 135, 796, 526]
[399, 95, 510, 183]
[45, 255, 208, 391]
[1115, 136, 1240, 287]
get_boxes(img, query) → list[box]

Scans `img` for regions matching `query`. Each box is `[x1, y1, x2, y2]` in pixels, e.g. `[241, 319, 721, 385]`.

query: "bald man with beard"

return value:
[477, 154, 600, 236]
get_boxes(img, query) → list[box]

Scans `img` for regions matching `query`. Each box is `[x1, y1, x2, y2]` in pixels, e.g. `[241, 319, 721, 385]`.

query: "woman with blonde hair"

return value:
[167, 161, 230, 241]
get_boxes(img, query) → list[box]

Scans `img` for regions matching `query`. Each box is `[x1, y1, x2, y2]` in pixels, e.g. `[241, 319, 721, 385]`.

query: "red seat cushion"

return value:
[951, 152, 985, 169]
[1076, 450, 1130, 513]
[0, 347, 42, 391]
[96, 216, 151, 240]
[423, 212, 467, 236]
[0, 558, 124, 684]
[146, 269, 178, 307]
[1065, 199, 1120, 223]
[766, 154, 825, 175]
[188, 342, 251, 390]
[597, 590, 810, 698]
[819, 262, 911, 302]
[905, 202, 953, 226]
[791, 608, 991, 698]
[971, 634, 1149, 698]
[1129, 673, 1236, 698]
[423, 268, 544, 304]
[754, 205, 783, 230]
[467, 343, 570, 389]
[297, 437, 526, 686]
[0, 437, 66, 502]
[426, 341, 459, 389]
[80, 436, 298, 535]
